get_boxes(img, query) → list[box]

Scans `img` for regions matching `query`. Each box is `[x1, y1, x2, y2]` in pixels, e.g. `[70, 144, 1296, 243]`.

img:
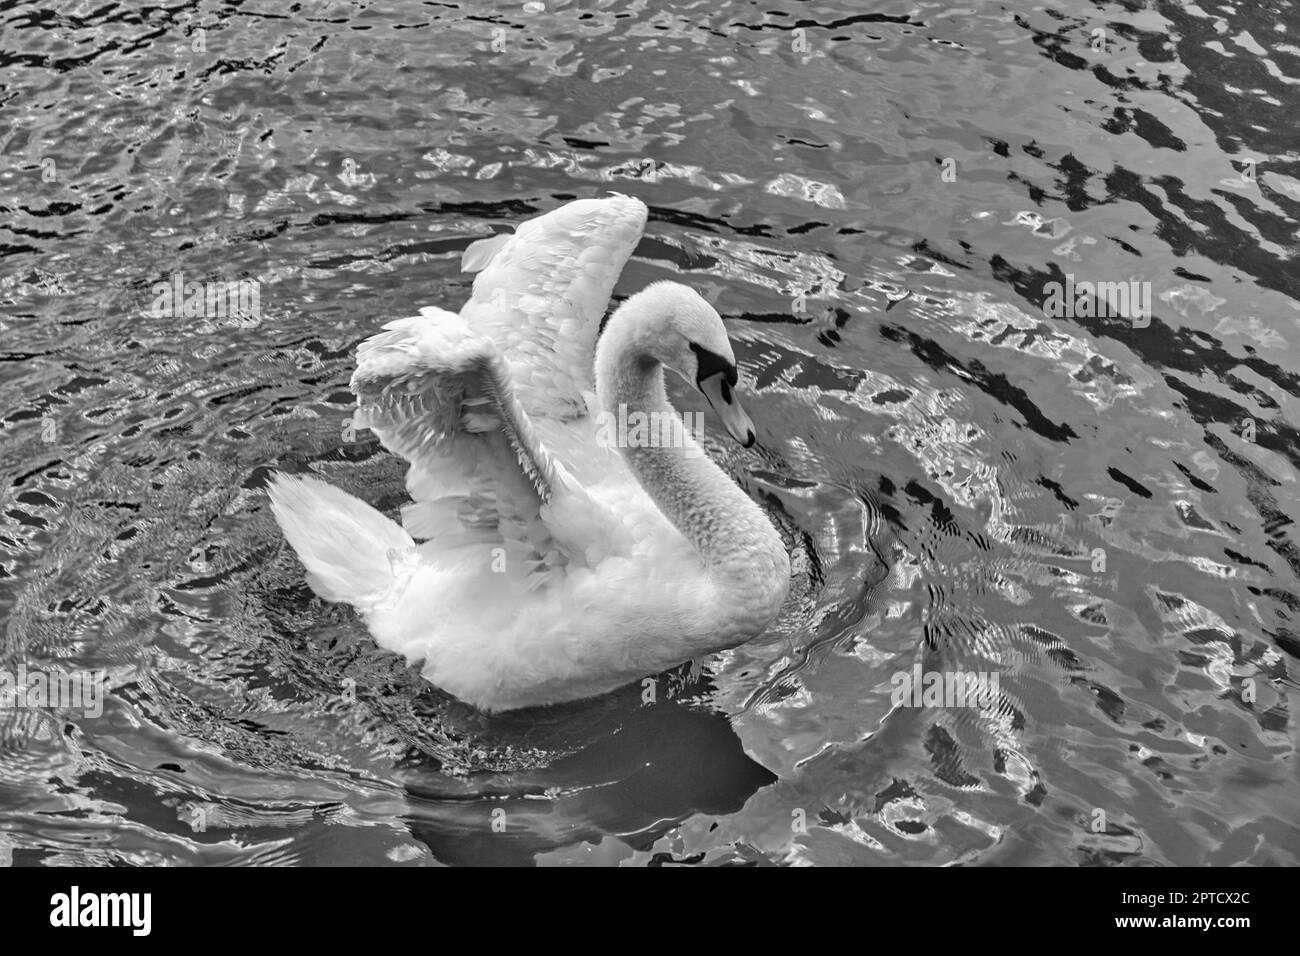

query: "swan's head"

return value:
[638, 282, 756, 448]
[599, 281, 758, 447]
[644, 283, 759, 447]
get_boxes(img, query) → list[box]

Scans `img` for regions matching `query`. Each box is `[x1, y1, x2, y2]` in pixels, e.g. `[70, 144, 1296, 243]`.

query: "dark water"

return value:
[1, 0, 1298, 866]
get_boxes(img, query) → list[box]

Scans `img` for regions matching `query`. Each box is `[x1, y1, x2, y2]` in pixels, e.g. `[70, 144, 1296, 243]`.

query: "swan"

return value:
[268, 194, 790, 711]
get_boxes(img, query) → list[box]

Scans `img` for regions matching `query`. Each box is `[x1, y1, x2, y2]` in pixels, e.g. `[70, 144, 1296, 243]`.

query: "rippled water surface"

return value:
[2, 0, 1299, 866]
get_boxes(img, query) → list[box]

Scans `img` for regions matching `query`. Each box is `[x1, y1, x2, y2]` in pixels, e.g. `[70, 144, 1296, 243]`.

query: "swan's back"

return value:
[459, 194, 647, 420]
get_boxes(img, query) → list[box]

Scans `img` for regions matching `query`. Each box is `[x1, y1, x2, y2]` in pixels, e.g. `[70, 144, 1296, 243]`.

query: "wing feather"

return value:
[350, 308, 588, 589]
[342, 195, 646, 590]
[458, 193, 648, 419]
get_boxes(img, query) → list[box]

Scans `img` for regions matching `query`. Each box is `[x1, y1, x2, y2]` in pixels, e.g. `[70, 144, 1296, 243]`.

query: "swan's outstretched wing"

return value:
[351, 308, 614, 588]
[459, 193, 648, 420]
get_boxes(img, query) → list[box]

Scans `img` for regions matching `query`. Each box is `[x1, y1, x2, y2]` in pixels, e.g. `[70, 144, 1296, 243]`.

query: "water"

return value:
[1, 0, 1297, 866]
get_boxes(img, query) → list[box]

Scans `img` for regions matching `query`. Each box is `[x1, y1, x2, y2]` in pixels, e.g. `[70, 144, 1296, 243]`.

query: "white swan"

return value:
[268, 194, 790, 711]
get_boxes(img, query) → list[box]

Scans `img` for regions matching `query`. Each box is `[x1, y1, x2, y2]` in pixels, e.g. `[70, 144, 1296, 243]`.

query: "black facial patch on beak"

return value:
[690, 342, 738, 392]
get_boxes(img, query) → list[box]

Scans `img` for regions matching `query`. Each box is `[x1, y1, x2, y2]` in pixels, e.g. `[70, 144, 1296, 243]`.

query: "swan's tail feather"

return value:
[267, 473, 413, 607]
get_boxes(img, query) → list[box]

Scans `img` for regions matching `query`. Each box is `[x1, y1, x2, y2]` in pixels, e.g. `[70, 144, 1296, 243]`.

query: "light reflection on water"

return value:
[0, 0, 1297, 866]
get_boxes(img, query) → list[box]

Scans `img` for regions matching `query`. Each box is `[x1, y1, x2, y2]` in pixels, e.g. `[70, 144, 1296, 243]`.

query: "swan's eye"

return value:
[689, 342, 738, 387]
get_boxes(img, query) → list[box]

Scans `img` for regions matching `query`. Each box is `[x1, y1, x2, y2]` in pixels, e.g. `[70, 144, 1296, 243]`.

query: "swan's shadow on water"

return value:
[256, 570, 775, 865]
[397, 671, 776, 866]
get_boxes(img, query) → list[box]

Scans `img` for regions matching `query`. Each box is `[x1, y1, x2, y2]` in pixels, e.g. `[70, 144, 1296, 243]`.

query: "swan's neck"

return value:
[595, 298, 786, 608]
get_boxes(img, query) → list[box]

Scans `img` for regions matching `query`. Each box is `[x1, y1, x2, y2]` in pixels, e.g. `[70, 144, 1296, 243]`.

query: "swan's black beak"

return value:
[699, 372, 756, 448]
